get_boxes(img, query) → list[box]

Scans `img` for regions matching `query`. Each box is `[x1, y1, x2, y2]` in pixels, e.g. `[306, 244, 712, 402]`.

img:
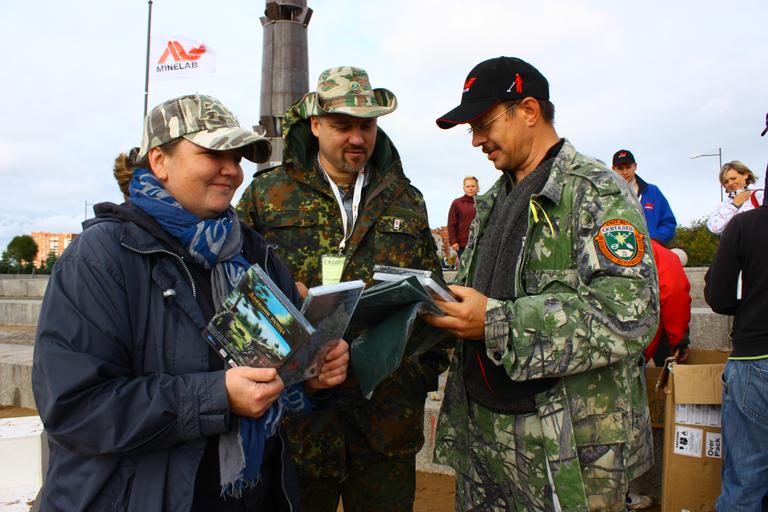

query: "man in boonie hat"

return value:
[424, 56, 659, 512]
[135, 93, 272, 164]
[238, 66, 451, 512]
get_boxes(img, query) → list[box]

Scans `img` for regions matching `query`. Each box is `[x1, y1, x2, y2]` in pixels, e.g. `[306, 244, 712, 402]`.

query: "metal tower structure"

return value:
[257, 0, 312, 171]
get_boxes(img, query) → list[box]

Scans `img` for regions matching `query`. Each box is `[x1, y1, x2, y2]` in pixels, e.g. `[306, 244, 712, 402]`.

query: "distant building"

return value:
[431, 226, 454, 261]
[31, 232, 77, 267]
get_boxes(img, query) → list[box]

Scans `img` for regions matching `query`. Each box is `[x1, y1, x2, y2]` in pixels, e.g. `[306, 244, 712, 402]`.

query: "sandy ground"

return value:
[414, 472, 456, 512]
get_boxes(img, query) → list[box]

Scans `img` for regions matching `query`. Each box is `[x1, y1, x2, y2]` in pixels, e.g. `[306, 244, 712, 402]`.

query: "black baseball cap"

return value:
[436, 57, 550, 129]
[612, 149, 636, 166]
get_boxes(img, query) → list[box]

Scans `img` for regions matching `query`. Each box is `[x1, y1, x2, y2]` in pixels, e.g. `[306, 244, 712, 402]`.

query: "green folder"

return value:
[349, 276, 445, 398]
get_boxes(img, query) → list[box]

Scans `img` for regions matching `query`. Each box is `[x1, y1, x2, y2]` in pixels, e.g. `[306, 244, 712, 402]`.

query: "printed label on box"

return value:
[705, 432, 722, 458]
[673, 425, 703, 458]
[675, 404, 721, 427]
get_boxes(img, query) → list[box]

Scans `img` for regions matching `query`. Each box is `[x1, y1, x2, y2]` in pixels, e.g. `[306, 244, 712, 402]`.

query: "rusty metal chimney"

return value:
[257, 0, 312, 170]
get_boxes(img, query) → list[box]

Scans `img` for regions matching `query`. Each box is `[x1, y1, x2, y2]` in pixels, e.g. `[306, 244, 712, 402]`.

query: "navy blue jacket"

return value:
[637, 175, 677, 244]
[32, 202, 303, 512]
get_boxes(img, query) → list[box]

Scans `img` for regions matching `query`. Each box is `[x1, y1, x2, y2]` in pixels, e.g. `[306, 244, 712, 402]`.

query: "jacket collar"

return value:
[89, 202, 188, 256]
[475, 138, 575, 213]
[635, 174, 649, 194]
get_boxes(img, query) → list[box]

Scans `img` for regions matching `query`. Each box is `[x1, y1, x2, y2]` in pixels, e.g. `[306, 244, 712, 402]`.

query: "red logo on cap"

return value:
[619, 152, 627, 157]
[506, 74, 524, 94]
[463, 77, 477, 93]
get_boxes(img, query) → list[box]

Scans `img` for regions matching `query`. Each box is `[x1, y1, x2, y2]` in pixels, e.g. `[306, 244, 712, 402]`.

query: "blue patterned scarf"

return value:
[129, 168, 307, 496]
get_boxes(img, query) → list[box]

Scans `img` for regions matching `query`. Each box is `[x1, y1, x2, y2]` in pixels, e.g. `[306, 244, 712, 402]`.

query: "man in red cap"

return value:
[425, 56, 659, 511]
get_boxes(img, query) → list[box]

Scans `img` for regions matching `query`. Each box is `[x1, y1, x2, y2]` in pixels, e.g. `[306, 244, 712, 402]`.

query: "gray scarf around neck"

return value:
[472, 161, 554, 300]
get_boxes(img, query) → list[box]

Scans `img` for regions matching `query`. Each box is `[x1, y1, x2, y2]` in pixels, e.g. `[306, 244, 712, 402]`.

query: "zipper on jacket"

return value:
[278, 429, 295, 512]
[515, 235, 527, 298]
[121, 242, 197, 298]
[263, 242, 277, 273]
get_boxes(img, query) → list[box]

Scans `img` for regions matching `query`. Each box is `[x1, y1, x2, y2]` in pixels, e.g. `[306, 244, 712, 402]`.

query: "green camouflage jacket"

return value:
[435, 140, 659, 510]
[237, 113, 450, 477]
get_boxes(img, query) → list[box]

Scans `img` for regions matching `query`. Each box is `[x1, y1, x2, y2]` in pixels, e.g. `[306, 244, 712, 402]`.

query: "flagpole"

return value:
[143, 0, 154, 117]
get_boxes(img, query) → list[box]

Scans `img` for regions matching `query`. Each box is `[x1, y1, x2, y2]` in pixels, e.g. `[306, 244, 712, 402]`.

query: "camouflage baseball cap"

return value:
[136, 94, 271, 163]
[295, 66, 397, 119]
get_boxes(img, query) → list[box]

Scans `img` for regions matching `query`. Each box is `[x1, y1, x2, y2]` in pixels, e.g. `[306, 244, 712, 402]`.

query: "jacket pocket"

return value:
[89, 457, 137, 512]
[374, 215, 428, 268]
[262, 209, 318, 228]
[522, 268, 579, 295]
[573, 411, 627, 446]
[375, 214, 426, 237]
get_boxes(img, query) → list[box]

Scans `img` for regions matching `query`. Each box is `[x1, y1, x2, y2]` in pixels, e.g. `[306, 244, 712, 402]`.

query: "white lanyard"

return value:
[318, 158, 365, 253]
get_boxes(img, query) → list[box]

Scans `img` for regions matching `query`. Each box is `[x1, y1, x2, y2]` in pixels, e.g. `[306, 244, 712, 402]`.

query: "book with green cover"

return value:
[349, 276, 449, 398]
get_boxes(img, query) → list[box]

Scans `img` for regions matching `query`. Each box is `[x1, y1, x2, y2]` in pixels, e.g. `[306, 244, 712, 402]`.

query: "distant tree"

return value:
[6, 235, 38, 269]
[0, 251, 12, 274]
[40, 251, 59, 274]
[670, 218, 720, 267]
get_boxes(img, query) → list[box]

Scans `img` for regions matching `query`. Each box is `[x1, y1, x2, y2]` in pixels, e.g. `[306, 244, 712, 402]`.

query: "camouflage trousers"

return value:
[454, 402, 629, 512]
[295, 444, 416, 512]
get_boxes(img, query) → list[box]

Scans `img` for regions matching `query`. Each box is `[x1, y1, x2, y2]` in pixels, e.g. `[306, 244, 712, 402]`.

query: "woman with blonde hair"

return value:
[33, 94, 349, 511]
[707, 160, 763, 234]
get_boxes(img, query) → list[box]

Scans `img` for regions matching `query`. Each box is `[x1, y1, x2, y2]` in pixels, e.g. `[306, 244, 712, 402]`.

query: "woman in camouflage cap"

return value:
[33, 94, 349, 511]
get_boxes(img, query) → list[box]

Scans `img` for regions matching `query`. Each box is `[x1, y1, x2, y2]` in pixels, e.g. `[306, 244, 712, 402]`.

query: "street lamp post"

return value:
[84, 200, 94, 221]
[690, 147, 723, 201]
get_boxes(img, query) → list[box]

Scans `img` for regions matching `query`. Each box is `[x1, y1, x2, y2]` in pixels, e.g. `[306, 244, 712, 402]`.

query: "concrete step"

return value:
[0, 300, 42, 326]
[416, 391, 454, 476]
[0, 344, 35, 409]
[0, 326, 37, 346]
[0, 276, 48, 300]
[689, 307, 732, 350]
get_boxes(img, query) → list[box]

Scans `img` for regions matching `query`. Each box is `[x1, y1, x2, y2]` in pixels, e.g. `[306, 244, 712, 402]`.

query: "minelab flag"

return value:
[150, 36, 215, 81]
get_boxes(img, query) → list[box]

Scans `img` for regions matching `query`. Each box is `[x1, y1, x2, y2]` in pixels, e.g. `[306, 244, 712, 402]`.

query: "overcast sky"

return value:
[1, 0, 767, 252]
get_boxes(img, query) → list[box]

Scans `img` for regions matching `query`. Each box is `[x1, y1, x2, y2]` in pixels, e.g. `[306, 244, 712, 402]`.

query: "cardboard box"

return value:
[661, 349, 730, 512]
[645, 365, 666, 429]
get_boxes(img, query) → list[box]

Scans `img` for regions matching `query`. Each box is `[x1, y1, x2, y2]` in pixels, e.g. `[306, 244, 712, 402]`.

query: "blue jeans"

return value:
[717, 358, 768, 511]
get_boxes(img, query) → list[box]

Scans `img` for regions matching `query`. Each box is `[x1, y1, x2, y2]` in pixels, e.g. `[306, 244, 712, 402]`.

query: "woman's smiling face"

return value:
[150, 138, 244, 219]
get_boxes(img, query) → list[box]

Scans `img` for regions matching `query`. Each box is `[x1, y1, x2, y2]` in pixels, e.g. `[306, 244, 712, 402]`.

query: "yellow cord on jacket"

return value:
[529, 198, 555, 235]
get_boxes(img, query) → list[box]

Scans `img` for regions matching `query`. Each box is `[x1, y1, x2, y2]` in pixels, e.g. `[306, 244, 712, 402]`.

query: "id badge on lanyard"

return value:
[319, 162, 365, 285]
[321, 254, 345, 285]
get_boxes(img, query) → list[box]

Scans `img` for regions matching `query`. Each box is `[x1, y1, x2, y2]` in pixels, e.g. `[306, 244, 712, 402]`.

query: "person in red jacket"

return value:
[645, 239, 691, 365]
[447, 176, 479, 261]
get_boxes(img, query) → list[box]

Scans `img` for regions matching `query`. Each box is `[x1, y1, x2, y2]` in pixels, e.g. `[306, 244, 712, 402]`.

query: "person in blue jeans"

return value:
[705, 194, 768, 511]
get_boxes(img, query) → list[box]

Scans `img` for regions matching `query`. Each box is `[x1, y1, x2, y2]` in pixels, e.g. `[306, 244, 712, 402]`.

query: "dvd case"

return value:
[203, 264, 314, 373]
[372, 264, 457, 302]
[203, 265, 365, 387]
[280, 280, 365, 384]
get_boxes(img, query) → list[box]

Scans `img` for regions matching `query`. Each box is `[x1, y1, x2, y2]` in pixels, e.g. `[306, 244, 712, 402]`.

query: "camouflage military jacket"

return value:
[237, 117, 450, 475]
[435, 140, 659, 509]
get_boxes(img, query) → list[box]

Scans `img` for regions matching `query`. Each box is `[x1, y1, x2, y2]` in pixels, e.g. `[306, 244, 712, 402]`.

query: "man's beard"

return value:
[339, 145, 369, 173]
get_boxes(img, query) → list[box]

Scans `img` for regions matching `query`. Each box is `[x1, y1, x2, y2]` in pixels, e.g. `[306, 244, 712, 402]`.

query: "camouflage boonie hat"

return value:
[136, 94, 271, 163]
[295, 66, 397, 119]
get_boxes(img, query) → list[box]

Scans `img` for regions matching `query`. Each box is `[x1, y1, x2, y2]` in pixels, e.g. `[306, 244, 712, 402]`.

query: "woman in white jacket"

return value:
[707, 161, 763, 234]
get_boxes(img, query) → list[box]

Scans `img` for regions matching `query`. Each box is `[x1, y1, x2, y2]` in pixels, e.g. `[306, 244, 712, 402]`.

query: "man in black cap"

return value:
[612, 149, 677, 244]
[424, 57, 659, 511]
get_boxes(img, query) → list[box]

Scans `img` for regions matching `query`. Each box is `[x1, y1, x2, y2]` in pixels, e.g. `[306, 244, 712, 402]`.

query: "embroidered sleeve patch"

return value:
[593, 219, 645, 266]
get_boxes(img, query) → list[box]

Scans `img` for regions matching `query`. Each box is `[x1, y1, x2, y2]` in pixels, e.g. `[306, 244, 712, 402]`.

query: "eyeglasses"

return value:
[467, 104, 517, 135]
